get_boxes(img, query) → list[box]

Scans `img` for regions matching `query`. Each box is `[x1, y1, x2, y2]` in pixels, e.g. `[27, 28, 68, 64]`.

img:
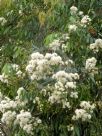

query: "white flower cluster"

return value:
[70, 91, 78, 99]
[65, 59, 74, 66]
[26, 52, 63, 80]
[81, 15, 91, 25]
[61, 33, 70, 41]
[33, 97, 40, 105]
[0, 87, 27, 113]
[48, 71, 79, 105]
[78, 11, 83, 16]
[85, 57, 97, 72]
[48, 90, 69, 106]
[0, 17, 7, 26]
[49, 7, 91, 53]
[0, 98, 17, 113]
[90, 39, 102, 52]
[52, 71, 79, 83]
[72, 101, 95, 121]
[11, 64, 19, 71]
[19, 10, 23, 15]
[33, 117, 42, 126]
[0, 91, 42, 135]
[15, 110, 42, 134]
[0, 88, 28, 130]
[15, 87, 28, 106]
[70, 6, 78, 14]
[33, 97, 43, 111]
[11, 64, 24, 78]
[68, 25, 77, 32]
[72, 109, 91, 121]
[49, 34, 69, 51]
[16, 110, 33, 134]
[80, 101, 95, 112]
[1, 111, 16, 126]
[70, 6, 91, 27]
[0, 73, 8, 84]
[49, 39, 61, 51]
[67, 124, 74, 131]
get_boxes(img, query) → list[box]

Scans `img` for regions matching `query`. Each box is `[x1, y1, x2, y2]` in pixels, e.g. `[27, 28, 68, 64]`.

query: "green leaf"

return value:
[44, 33, 60, 46]
[2, 63, 12, 75]
[74, 126, 80, 136]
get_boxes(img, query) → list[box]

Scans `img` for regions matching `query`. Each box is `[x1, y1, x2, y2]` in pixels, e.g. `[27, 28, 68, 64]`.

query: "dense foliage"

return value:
[0, 0, 102, 136]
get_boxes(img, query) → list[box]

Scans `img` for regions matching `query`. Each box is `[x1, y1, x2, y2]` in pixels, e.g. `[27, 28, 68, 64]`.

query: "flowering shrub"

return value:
[0, 49, 96, 135]
[0, 2, 102, 136]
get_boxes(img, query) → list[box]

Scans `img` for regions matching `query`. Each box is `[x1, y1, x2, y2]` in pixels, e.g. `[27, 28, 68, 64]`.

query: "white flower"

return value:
[23, 124, 33, 134]
[33, 97, 40, 105]
[72, 109, 92, 121]
[16, 70, 23, 77]
[26, 64, 34, 74]
[70, 6, 78, 14]
[15, 96, 27, 107]
[62, 33, 69, 41]
[69, 25, 77, 32]
[31, 52, 44, 60]
[0, 17, 7, 26]
[0, 73, 8, 83]
[67, 125, 74, 131]
[0, 99, 17, 113]
[75, 109, 86, 118]
[65, 59, 74, 66]
[50, 71, 79, 105]
[80, 101, 95, 111]
[41, 89, 47, 96]
[65, 82, 76, 89]
[49, 55, 62, 65]
[26, 52, 64, 80]
[45, 53, 53, 59]
[79, 11, 83, 16]
[16, 110, 31, 125]
[1, 111, 16, 125]
[85, 57, 97, 71]
[70, 92, 78, 98]
[89, 43, 98, 52]
[49, 39, 61, 51]
[48, 91, 61, 104]
[53, 71, 79, 83]
[30, 73, 37, 80]
[17, 87, 25, 97]
[19, 10, 23, 15]
[89, 39, 102, 52]
[52, 71, 68, 83]
[95, 39, 102, 48]
[36, 118, 42, 124]
[15, 110, 34, 134]
[62, 101, 71, 108]
[33, 117, 42, 126]
[55, 81, 64, 91]
[62, 44, 67, 51]
[81, 15, 91, 25]
[12, 64, 19, 71]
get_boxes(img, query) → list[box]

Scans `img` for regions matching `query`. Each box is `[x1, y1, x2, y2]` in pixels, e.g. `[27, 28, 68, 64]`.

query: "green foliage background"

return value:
[0, 0, 102, 136]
